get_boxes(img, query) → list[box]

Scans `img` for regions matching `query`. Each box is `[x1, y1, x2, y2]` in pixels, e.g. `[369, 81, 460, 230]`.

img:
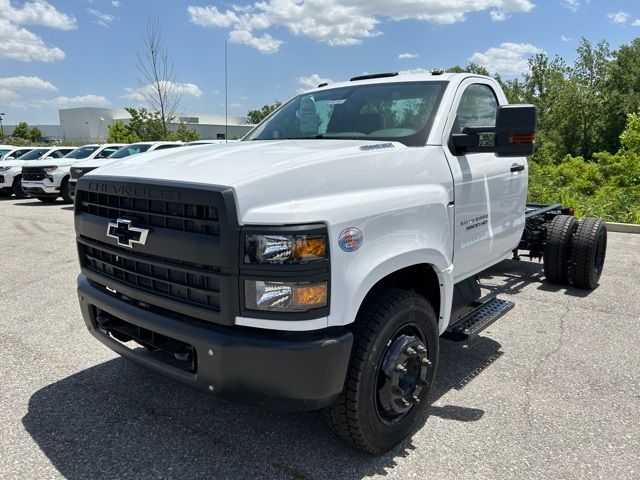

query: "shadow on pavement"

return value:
[481, 259, 595, 298]
[23, 336, 502, 479]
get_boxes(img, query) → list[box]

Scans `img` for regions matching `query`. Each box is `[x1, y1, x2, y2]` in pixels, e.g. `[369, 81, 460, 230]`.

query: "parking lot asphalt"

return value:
[0, 196, 638, 480]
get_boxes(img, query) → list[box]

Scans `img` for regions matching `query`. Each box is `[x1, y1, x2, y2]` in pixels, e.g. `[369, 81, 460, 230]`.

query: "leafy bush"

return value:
[528, 114, 640, 223]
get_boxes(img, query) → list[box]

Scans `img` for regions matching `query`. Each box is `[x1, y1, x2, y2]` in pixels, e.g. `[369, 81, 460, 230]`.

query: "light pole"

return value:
[0, 113, 5, 142]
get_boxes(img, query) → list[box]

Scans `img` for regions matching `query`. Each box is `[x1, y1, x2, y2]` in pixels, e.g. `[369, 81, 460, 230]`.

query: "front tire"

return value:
[326, 289, 439, 454]
[60, 178, 73, 203]
[12, 177, 29, 199]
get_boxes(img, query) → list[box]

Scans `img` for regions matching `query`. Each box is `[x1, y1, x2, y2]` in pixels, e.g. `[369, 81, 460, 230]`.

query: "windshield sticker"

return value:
[328, 99, 347, 105]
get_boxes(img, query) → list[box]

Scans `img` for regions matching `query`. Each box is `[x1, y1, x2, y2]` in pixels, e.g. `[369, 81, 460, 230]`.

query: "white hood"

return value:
[85, 140, 448, 225]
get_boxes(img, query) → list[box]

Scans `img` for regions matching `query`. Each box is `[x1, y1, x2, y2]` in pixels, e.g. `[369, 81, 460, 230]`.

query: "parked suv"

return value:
[68, 142, 183, 199]
[21, 144, 123, 203]
[1, 147, 74, 198]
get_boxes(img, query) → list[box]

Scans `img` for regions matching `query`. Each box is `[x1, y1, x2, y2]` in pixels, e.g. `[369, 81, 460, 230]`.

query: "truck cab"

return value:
[73, 72, 606, 453]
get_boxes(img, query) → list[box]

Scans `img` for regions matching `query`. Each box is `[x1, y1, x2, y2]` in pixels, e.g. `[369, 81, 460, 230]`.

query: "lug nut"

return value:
[413, 395, 421, 404]
[416, 345, 427, 353]
[402, 399, 411, 407]
[421, 357, 432, 366]
[396, 364, 407, 373]
[406, 347, 416, 356]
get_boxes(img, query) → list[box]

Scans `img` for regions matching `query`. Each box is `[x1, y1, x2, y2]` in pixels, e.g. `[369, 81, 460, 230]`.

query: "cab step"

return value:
[442, 297, 514, 342]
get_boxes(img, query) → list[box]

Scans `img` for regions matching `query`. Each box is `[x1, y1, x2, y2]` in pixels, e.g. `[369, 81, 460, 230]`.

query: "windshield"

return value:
[0, 149, 11, 158]
[16, 148, 49, 160]
[244, 81, 447, 147]
[109, 144, 151, 158]
[64, 146, 98, 159]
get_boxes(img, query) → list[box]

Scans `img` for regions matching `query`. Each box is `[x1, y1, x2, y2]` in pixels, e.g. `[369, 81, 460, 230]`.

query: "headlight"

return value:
[245, 280, 328, 312]
[245, 234, 327, 264]
[43, 166, 58, 174]
[0, 166, 12, 171]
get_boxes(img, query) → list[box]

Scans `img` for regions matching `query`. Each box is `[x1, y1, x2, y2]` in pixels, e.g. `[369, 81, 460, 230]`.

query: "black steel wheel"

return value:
[569, 217, 607, 289]
[326, 289, 438, 454]
[543, 214, 578, 285]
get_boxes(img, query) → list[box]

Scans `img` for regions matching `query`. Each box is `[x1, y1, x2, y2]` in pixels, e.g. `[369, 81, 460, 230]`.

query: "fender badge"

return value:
[338, 227, 363, 252]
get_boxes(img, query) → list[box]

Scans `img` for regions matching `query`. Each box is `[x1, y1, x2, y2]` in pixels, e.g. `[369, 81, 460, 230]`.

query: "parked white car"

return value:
[68, 141, 183, 199]
[1, 146, 75, 198]
[20, 144, 123, 203]
[0, 144, 16, 159]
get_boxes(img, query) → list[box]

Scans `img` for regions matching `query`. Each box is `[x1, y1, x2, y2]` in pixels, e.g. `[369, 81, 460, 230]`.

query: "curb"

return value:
[606, 222, 640, 234]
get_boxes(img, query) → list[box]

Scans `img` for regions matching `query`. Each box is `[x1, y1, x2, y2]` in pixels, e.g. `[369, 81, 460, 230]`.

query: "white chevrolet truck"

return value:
[1, 146, 75, 198]
[74, 72, 607, 453]
[68, 142, 183, 199]
[21, 144, 125, 203]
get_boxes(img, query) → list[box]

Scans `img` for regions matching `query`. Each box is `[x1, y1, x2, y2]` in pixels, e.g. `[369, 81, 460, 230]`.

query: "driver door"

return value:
[443, 80, 528, 281]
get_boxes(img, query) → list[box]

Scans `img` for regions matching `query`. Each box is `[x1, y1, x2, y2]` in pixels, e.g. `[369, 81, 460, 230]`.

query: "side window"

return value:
[452, 84, 498, 134]
[96, 147, 117, 158]
[48, 150, 63, 158]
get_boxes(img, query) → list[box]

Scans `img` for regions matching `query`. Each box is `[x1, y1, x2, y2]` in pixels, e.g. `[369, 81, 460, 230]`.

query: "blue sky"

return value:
[1, 0, 640, 125]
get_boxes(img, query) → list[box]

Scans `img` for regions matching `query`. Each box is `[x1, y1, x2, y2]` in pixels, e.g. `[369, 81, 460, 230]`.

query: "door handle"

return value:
[510, 164, 525, 173]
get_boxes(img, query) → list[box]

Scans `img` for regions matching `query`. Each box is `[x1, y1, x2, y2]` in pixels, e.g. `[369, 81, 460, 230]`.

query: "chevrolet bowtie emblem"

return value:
[106, 218, 149, 248]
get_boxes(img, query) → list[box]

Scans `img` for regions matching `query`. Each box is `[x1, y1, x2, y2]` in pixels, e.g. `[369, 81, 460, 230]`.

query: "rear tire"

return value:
[60, 178, 73, 203]
[569, 217, 607, 289]
[326, 289, 439, 454]
[543, 215, 578, 285]
[36, 196, 58, 203]
[12, 176, 29, 199]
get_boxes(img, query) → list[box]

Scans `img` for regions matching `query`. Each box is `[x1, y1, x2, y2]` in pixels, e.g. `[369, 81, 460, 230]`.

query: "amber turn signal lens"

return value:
[293, 236, 327, 261]
[293, 283, 328, 307]
[509, 133, 536, 144]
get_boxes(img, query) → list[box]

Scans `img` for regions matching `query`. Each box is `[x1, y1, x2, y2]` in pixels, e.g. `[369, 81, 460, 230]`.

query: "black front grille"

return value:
[71, 167, 96, 180]
[79, 237, 221, 311]
[77, 190, 220, 236]
[22, 167, 47, 181]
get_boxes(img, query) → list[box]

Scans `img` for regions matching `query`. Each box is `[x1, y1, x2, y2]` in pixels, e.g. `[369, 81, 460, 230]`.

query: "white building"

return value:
[57, 107, 254, 141]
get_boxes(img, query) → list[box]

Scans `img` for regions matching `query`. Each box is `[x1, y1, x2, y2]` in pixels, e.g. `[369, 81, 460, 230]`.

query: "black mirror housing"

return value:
[450, 104, 537, 157]
[494, 104, 537, 157]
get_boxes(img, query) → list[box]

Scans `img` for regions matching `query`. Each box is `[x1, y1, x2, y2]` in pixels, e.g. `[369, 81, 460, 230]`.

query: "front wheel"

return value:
[60, 178, 73, 203]
[12, 177, 29, 199]
[326, 289, 439, 454]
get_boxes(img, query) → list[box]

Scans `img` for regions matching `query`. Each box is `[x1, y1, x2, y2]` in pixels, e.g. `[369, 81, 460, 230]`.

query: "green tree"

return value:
[247, 103, 282, 124]
[28, 126, 42, 142]
[170, 122, 199, 142]
[11, 121, 30, 140]
[107, 120, 140, 143]
[601, 38, 640, 153]
[126, 108, 165, 141]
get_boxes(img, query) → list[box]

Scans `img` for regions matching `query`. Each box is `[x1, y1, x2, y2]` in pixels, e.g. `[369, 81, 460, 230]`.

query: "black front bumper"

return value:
[78, 274, 353, 411]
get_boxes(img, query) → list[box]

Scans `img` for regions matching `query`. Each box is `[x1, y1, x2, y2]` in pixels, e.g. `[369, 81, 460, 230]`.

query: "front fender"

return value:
[327, 200, 454, 333]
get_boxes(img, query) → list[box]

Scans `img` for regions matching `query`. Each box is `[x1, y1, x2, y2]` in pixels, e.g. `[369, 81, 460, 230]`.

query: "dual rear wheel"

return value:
[543, 215, 607, 289]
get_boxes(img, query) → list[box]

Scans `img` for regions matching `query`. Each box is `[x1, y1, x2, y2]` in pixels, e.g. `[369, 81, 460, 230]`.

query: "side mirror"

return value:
[451, 104, 537, 157]
[5, 156, 14, 160]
